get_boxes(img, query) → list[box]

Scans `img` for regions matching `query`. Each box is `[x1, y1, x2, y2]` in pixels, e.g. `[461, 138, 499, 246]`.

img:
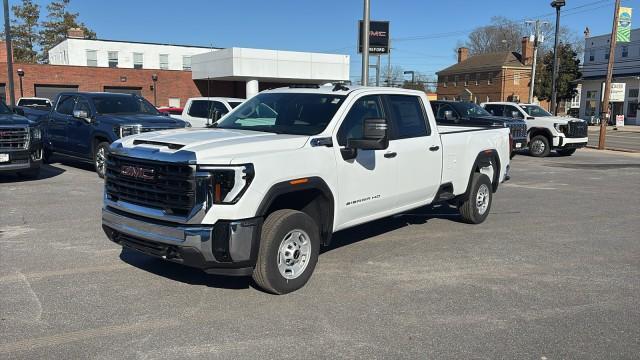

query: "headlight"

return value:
[114, 124, 142, 138]
[554, 123, 567, 134]
[198, 164, 254, 206]
[30, 127, 41, 140]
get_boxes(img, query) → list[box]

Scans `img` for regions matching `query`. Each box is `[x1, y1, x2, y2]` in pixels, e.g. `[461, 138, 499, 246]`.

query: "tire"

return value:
[459, 173, 493, 224]
[556, 148, 576, 156]
[94, 142, 110, 179]
[529, 135, 550, 157]
[18, 167, 40, 179]
[252, 209, 320, 295]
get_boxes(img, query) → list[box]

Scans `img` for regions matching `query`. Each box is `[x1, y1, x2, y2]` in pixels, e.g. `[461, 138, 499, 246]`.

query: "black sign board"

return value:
[358, 20, 390, 54]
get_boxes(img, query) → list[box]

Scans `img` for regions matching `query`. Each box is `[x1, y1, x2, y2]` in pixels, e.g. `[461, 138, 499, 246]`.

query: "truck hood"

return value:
[117, 128, 309, 163]
[97, 113, 186, 126]
[534, 115, 585, 125]
[0, 113, 37, 126]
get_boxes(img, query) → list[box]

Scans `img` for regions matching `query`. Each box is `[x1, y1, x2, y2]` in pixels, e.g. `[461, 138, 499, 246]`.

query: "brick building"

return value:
[436, 37, 534, 104]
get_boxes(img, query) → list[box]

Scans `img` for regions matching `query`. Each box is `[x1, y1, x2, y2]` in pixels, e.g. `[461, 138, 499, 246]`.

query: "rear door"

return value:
[483, 104, 505, 117]
[47, 95, 77, 153]
[385, 94, 443, 207]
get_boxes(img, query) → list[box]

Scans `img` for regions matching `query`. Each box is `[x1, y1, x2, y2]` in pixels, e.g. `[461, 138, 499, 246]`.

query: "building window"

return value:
[589, 50, 595, 62]
[475, 73, 480, 86]
[605, 52, 609, 60]
[182, 56, 192, 71]
[454, 75, 458, 87]
[159, 54, 169, 70]
[513, 72, 520, 85]
[622, 46, 629, 58]
[86, 50, 97, 67]
[486, 96, 490, 103]
[108, 51, 118, 68]
[133, 53, 143, 69]
[585, 90, 598, 117]
[487, 72, 493, 85]
[464, 74, 469, 87]
[443, 76, 448, 88]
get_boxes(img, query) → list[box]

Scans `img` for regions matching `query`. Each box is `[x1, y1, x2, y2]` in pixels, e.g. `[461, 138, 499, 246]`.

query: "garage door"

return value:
[35, 85, 79, 101]
[104, 86, 143, 96]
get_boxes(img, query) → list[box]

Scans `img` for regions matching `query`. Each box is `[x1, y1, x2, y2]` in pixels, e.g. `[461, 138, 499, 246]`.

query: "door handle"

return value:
[384, 152, 397, 158]
[429, 146, 440, 152]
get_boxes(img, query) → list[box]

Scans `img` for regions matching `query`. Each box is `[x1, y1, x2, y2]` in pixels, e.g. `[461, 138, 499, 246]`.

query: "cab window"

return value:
[337, 95, 384, 146]
[56, 95, 76, 115]
[388, 95, 430, 138]
[504, 105, 524, 119]
[484, 104, 504, 116]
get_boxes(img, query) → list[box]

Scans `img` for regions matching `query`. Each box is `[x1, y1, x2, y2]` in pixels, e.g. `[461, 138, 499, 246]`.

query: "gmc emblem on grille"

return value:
[120, 165, 155, 180]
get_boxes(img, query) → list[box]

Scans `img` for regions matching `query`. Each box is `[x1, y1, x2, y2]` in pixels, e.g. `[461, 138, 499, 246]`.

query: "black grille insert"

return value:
[566, 121, 588, 138]
[105, 154, 195, 216]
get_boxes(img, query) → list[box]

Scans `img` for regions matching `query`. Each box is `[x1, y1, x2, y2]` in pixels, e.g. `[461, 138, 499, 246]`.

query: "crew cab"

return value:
[482, 102, 588, 157]
[102, 86, 511, 294]
[430, 100, 528, 156]
[41, 92, 189, 178]
[0, 101, 43, 178]
[180, 97, 244, 127]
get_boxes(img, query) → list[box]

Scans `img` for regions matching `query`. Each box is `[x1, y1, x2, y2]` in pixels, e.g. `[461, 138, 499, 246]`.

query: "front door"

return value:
[67, 97, 94, 158]
[47, 95, 76, 154]
[333, 94, 398, 229]
[385, 94, 443, 207]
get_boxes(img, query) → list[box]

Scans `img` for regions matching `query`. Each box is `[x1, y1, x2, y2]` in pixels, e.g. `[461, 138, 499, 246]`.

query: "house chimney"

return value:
[521, 36, 534, 66]
[457, 47, 469, 63]
[584, 27, 591, 38]
[67, 28, 85, 39]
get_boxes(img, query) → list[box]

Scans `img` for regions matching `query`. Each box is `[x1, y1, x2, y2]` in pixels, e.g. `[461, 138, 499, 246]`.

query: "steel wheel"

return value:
[530, 139, 545, 155]
[476, 184, 490, 215]
[95, 147, 106, 176]
[277, 229, 311, 280]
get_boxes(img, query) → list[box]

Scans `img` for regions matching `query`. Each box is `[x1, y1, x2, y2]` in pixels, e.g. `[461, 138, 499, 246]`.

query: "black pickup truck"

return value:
[0, 101, 43, 178]
[430, 100, 528, 156]
[27, 92, 189, 178]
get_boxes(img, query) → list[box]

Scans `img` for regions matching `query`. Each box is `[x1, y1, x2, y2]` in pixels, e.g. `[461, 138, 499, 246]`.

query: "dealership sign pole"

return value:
[598, 0, 623, 150]
[361, 0, 370, 86]
[359, 17, 390, 87]
[3, 0, 16, 107]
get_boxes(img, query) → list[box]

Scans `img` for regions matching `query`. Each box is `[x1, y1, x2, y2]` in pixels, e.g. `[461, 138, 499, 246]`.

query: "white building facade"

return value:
[579, 28, 640, 125]
[48, 38, 215, 71]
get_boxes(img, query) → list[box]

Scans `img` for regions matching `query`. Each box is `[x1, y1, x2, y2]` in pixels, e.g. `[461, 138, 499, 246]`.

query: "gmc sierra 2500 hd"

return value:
[102, 85, 511, 294]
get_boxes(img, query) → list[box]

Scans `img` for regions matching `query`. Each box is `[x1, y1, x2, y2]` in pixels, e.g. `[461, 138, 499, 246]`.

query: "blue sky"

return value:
[9, 0, 639, 81]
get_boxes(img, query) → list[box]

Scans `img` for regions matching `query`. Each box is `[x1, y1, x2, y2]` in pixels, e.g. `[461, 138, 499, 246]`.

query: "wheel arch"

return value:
[256, 177, 335, 246]
[528, 127, 553, 143]
[462, 150, 501, 197]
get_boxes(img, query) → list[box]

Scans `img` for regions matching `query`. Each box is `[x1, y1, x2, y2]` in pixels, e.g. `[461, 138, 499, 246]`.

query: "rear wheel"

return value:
[556, 148, 576, 156]
[94, 142, 110, 179]
[252, 209, 320, 295]
[529, 135, 550, 157]
[458, 173, 492, 224]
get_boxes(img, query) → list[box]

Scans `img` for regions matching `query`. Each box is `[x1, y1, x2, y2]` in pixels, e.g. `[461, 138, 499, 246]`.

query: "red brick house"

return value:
[436, 37, 534, 104]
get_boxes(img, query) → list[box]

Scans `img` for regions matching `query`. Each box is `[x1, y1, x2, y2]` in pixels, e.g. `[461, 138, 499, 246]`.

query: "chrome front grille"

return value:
[0, 127, 29, 150]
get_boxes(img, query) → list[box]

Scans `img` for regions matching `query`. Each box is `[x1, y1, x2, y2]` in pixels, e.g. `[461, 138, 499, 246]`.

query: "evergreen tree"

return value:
[39, 0, 96, 62]
[534, 43, 582, 104]
[10, 0, 41, 63]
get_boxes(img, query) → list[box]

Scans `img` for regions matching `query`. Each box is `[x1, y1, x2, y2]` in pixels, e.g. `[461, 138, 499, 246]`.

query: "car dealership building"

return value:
[0, 31, 350, 107]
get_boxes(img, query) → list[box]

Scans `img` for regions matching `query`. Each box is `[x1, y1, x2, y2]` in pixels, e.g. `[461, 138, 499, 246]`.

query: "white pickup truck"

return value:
[180, 97, 244, 127]
[102, 85, 511, 294]
[482, 102, 588, 157]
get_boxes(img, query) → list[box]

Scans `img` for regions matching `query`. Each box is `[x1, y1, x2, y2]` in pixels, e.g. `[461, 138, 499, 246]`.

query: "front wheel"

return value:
[94, 142, 110, 179]
[458, 173, 493, 224]
[556, 148, 576, 156]
[529, 135, 550, 157]
[252, 209, 320, 295]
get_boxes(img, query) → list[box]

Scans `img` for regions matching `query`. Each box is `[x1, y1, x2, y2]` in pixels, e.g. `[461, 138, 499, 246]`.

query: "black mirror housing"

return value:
[346, 118, 389, 151]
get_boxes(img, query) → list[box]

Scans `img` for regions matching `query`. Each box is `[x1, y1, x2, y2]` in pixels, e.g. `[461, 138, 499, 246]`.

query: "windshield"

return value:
[520, 105, 552, 117]
[0, 101, 11, 115]
[93, 95, 160, 115]
[229, 101, 242, 109]
[19, 99, 51, 108]
[452, 102, 491, 117]
[216, 93, 346, 135]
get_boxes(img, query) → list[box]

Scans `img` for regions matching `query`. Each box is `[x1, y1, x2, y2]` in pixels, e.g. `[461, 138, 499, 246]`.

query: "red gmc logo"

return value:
[120, 165, 155, 180]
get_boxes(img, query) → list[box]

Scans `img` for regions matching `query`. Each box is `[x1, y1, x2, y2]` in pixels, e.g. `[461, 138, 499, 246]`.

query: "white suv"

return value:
[482, 102, 588, 157]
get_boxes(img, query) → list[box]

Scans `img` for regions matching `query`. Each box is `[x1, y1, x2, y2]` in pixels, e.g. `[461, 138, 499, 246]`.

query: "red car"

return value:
[157, 107, 184, 116]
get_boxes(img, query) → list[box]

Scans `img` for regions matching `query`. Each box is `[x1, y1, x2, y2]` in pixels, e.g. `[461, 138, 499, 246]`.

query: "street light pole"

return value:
[151, 74, 158, 106]
[550, 0, 565, 115]
[361, 0, 370, 86]
[526, 20, 547, 103]
[17, 69, 24, 98]
[3, 0, 16, 106]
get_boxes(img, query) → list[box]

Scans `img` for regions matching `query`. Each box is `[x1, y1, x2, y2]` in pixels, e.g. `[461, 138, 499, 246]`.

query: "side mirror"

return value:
[73, 109, 91, 123]
[511, 111, 522, 119]
[345, 118, 389, 152]
[206, 109, 221, 127]
[444, 110, 459, 122]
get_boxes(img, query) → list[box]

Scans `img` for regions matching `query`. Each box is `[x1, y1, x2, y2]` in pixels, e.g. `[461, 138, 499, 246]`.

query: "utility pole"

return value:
[550, 0, 566, 115]
[3, 0, 16, 107]
[525, 20, 548, 103]
[361, 0, 370, 86]
[598, 0, 621, 150]
[386, 39, 392, 87]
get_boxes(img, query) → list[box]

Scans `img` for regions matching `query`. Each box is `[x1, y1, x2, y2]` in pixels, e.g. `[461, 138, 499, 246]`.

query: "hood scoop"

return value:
[133, 139, 184, 150]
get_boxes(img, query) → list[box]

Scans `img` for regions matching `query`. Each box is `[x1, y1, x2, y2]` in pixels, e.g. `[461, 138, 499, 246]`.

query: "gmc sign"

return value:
[358, 20, 390, 54]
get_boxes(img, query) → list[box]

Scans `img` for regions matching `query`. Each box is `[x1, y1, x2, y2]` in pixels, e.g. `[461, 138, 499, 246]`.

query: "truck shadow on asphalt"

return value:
[0, 164, 65, 183]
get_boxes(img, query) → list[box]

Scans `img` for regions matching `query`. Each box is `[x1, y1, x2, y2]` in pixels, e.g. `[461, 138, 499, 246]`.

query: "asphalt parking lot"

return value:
[1, 149, 639, 359]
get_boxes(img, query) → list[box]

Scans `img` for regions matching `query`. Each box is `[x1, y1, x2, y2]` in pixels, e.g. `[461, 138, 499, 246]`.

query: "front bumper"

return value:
[102, 207, 262, 276]
[0, 145, 42, 173]
[554, 136, 588, 149]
